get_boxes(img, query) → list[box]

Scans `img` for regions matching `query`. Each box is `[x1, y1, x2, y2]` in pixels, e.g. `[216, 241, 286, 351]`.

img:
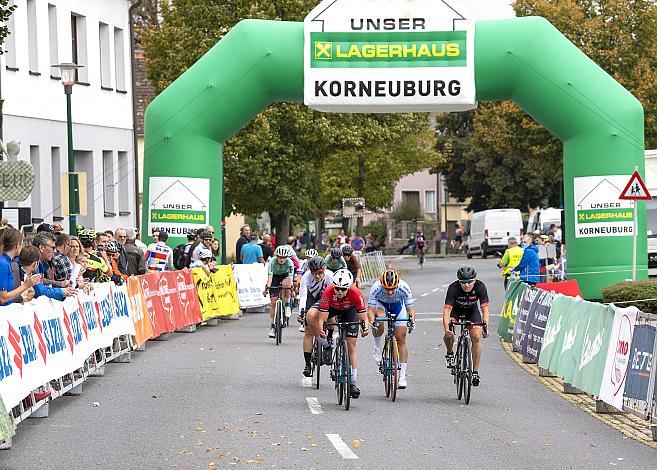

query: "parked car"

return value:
[467, 209, 523, 259]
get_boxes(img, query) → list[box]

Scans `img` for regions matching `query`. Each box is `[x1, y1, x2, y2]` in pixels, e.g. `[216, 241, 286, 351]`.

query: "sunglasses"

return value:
[459, 280, 475, 285]
[311, 269, 325, 275]
[384, 288, 396, 293]
[334, 287, 348, 292]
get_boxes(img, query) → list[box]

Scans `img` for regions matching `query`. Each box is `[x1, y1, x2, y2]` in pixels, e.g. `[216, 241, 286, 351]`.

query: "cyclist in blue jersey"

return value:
[367, 269, 415, 389]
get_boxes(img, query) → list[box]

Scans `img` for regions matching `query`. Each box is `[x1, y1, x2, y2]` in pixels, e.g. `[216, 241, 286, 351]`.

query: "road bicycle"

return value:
[307, 315, 325, 390]
[330, 320, 365, 411]
[267, 286, 293, 346]
[373, 314, 414, 402]
[450, 318, 486, 405]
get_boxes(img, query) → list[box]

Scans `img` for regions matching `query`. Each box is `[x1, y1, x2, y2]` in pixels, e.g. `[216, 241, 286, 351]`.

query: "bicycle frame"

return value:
[331, 320, 363, 411]
[374, 315, 412, 402]
[450, 319, 485, 404]
[267, 286, 293, 345]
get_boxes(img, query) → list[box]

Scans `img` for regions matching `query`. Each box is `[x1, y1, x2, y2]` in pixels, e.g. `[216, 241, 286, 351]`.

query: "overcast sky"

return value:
[460, 0, 516, 20]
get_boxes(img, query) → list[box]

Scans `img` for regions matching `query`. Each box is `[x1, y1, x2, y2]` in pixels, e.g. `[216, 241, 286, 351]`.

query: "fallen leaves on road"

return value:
[353, 439, 361, 448]
[301, 447, 309, 452]
[178, 450, 192, 455]
[246, 459, 264, 464]
[590, 442, 597, 448]
[208, 463, 216, 470]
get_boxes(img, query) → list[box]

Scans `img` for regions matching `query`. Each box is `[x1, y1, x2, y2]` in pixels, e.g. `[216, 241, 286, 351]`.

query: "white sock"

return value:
[400, 362, 407, 378]
[351, 368, 357, 384]
[374, 335, 383, 349]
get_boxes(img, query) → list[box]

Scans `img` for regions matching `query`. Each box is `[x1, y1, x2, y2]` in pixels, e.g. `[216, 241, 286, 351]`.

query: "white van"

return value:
[527, 207, 563, 234]
[466, 209, 523, 259]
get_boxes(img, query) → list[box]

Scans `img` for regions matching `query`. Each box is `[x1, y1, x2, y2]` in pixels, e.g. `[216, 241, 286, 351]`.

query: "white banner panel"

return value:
[232, 264, 270, 309]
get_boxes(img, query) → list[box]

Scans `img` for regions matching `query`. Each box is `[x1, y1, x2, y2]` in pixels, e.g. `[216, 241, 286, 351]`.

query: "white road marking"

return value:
[442, 283, 450, 287]
[302, 377, 312, 388]
[306, 397, 323, 414]
[420, 293, 429, 298]
[431, 288, 441, 292]
[326, 434, 359, 459]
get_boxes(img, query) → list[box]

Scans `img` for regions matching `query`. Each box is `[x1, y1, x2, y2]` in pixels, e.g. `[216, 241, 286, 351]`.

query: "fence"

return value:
[359, 250, 387, 286]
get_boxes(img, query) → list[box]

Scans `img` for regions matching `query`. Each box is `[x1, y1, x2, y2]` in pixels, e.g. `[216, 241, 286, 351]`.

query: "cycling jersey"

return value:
[415, 236, 426, 248]
[83, 251, 110, 283]
[345, 255, 360, 279]
[368, 280, 414, 308]
[444, 280, 489, 320]
[324, 255, 347, 272]
[145, 242, 174, 272]
[318, 284, 366, 313]
[290, 254, 301, 274]
[299, 269, 333, 311]
[267, 257, 294, 278]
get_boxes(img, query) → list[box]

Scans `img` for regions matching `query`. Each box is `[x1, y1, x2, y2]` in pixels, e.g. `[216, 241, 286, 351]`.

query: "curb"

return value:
[500, 339, 657, 449]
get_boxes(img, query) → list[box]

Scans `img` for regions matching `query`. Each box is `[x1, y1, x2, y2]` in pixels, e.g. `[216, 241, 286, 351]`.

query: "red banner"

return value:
[535, 280, 582, 298]
[139, 273, 174, 336]
[175, 270, 203, 325]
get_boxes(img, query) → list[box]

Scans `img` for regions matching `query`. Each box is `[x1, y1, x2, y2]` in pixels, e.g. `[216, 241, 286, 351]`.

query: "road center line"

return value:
[326, 434, 359, 459]
[306, 397, 323, 414]
[420, 293, 429, 298]
[431, 287, 440, 292]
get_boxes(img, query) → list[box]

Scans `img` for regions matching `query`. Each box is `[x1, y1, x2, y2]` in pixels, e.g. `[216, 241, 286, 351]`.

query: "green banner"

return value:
[498, 279, 526, 342]
[538, 295, 615, 395]
[150, 209, 206, 224]
[310, 31, 466, 68]
[576, 208, 633, 224]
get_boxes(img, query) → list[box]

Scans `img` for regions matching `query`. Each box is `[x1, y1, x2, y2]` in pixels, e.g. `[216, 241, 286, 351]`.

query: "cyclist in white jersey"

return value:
[299, 248, 318, 276]
[367, 269, 415, 389]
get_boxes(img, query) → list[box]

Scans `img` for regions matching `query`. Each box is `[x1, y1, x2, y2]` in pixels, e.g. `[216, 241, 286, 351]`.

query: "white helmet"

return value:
[275, 245, 293, 257]
[333, 269, 354, 289]
[199, 248, 213, 260]
[306, 248, 318, 258]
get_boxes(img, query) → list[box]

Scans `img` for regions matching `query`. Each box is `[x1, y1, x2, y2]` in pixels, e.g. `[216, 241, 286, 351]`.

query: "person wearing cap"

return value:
[235, 224, 251, 264]
[145, 231, 174, 272]
[36, 223, 62, 235]
[191, 231, 214, 264]
[240, 234, 264, 264]
[190, 248, 217, 275]
[123, 228, 146, 276]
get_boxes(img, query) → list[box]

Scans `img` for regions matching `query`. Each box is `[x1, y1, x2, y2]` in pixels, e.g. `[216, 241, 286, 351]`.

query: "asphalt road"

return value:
[2, 257, 657, 469]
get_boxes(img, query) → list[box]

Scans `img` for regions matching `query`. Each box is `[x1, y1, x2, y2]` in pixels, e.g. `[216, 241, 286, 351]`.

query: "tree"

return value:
[0, 1, 16, 54]
[140, 0, 439, 240]
[437, 0, 657, 211]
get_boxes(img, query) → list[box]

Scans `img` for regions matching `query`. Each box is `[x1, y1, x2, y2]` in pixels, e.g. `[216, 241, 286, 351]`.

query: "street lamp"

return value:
[53, 62, 83, 235]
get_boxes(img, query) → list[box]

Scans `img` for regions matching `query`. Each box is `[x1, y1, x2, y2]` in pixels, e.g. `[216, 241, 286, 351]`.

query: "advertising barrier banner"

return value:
[520, 289, 555, 363]
[599, 306, 638, 410]
[126, 276, 154, 346]
[140, 272, 175, 336]
[512, 287, 535, 352]
[232, 264, 270, 309]
[535, 280, 582, 298]
[624, 324, 656, 401]
[498, 280, 525, 342]
[192, 266, 240, 319]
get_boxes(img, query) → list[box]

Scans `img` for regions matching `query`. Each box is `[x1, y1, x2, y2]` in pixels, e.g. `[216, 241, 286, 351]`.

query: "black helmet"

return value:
[308, 256, 327, 272]
[201, 231, 214, 240]
[106, 240, 121, 253]
[330, 247, 342, 259]
[187, 233, 196, 241]
[341, 244, 353, 256]
[457, 266, 477, 281]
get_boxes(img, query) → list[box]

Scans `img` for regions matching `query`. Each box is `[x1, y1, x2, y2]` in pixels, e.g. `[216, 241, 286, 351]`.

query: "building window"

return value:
[117, 151, 130, 213]
[425, 190, 436, 213]
[51, 147, 61, 219]
[48, 4, 59, 78]
[113, 27, 126, 92]
[71, 13, 88, 82]
[401, 191, 420, 207]
[99, 22, 111, 89]
[5, 1, 16, 69]
[103, 151, 115, 215]
[30, 146, 41, 219]
[27, 0, 38, 74]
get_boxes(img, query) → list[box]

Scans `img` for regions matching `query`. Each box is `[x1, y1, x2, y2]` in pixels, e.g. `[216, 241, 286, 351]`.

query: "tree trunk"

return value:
[356, 217, 364, 236]
[275, 213, 290, 244]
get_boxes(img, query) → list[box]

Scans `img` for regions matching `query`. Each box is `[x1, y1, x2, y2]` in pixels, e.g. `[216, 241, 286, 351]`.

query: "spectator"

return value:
[261, 234, 274, 262]
[52, 233, 73, 284]
[365, 233, 376, 253]
[114, 228, 129, 275]
[512, 235, 540, 286]
[123, 228, 146, 276]
[32, 232, 76, 300]
[287, 236, 298, 254]
[549, 223, 562, 242]
[497, 237, 524, 290]
[106, 240, 127, 285]
[399, 233, 416, 255]
[191, 231, 214, 264]
[134, 228, 148, 252]
[104, 230, 115, 240]
[205, 225, 215, 237]
[0, 228, 43, 305]
[65, 237, 87, 289]
[336, 229, 347, 246]
[212, 238, 220, 261]
[151, 229, 160, 243]
[321, 231, 328, 251]
[241, 234, 265, 264]
[79, 229, 111, 283]
[36, 223, 62, 235]
[190, 248, 217, 275]
[33, 232, 69, 289]
[11, 245, 44, 303]
[235, 225, 251, 264]
[145, 231, 173, 272]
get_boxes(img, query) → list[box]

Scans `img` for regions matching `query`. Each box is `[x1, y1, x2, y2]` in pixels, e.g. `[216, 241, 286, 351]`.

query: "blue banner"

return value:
[624, 324, 656, 401]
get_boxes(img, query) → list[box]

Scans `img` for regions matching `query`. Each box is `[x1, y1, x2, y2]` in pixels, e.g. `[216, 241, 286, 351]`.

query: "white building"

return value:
[1, 0, 138, 231]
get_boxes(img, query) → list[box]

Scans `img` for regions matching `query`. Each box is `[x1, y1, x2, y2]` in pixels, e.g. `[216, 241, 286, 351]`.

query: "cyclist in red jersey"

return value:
[305, 269, 369, 399]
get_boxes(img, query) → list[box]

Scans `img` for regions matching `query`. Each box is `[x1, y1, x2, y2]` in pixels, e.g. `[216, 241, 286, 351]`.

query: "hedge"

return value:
[602, 280, 657, 313]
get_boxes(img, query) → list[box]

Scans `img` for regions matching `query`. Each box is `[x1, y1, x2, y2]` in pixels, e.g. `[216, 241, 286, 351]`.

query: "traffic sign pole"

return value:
[633, 194, 637, 281]
[618, 165, 652, 282]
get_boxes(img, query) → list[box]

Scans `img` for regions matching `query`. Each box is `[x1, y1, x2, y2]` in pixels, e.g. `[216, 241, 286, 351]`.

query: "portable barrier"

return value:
[359, 251, 386, 286]
[623, 312, 657, 427]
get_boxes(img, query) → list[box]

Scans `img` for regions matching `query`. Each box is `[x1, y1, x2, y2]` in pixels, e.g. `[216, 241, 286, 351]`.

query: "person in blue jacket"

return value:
[32, 233, 77, 300]
[512, 235, 540, 286]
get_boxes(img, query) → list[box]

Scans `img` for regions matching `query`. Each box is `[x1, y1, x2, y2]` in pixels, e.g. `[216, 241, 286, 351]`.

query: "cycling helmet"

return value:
[341, 244, 354, 256]
[308, 256, 326, 272]
[457, 266, 477, 281]
[305, 248, 318, 258]
[78, 229, 97, 246]
[380, 269, 400, 290]
[187, 233, 196, 241]
[330, 246, 342, 259]
[106, 240, 121, 253]
[333, 269, 354, 289]
[200, 231, 214, 240]
[275, 245, 293, 257]
[199, 248, 213, 260]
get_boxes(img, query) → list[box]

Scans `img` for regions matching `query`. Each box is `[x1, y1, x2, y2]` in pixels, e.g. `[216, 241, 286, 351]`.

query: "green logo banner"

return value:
[150, 209, 206, 224]
[310, 31, 466, 68]
[576, 208, 633, 224]
[498, 279, 526, 342]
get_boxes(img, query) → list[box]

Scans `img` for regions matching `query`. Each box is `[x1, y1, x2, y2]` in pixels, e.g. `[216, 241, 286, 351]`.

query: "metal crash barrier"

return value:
[358, 251, 387, 286]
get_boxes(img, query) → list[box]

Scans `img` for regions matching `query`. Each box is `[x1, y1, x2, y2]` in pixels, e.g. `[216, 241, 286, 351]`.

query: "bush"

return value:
[602, 280, 657, 313]
[391, 200, 422, 223]
[364, 218, 387, 248]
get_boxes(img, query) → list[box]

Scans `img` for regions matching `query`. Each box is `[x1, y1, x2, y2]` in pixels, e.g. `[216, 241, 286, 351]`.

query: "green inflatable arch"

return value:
[142, 17, 645, 299]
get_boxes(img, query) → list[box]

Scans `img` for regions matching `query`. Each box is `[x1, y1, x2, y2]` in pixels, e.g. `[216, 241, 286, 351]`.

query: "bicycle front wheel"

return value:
[455, 339, 463, 400]
[313, 338, 321, 390]
[463, 337, 472, 405]
[275, 300, 283, 345]
[391, 337, 399, 402]
[384, 339, 392, 398]
[344, 340, 352, 411]
[335, 340, 344, 406]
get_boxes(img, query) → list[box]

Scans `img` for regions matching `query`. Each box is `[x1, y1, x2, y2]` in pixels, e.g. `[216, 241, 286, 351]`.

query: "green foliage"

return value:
[0, 1, 16, 54]
[437, 0, 657, 211]
[391, 199, 422, 223]
[602, 280, 657, 313]
[140, 0, 439, 221]
[364, 217, 387, 247]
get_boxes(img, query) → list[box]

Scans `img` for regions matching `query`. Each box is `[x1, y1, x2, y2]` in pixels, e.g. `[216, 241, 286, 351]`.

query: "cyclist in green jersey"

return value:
[324, 246, 347, 272]
[264, 245, 295, 338]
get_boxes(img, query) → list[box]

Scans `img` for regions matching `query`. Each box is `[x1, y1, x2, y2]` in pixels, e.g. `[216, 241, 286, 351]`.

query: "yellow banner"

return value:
[192, 266, 240, 319]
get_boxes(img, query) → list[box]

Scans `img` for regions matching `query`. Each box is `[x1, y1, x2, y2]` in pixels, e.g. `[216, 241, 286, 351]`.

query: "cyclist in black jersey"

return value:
[443, 266, 490, 386]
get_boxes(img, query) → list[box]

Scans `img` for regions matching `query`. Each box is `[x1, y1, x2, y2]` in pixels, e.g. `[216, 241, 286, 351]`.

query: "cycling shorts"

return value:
[324, 306, 359, 338]
[270, 273, 288, 298]
[450, 311, 483, 330]
[305, 293, 322, 312]
[373, 300, 409, 328]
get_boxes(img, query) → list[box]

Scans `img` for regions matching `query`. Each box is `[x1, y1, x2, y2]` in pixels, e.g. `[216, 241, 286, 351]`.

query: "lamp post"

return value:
[53, 62, 83, 235]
